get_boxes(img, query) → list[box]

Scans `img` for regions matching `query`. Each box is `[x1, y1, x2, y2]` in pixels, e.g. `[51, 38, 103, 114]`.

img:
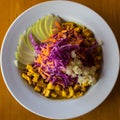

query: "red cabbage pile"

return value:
[29, 29, 99, 87]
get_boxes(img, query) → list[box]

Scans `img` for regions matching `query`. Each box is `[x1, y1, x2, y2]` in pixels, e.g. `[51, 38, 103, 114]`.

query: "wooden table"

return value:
[0, 0, 120, 120]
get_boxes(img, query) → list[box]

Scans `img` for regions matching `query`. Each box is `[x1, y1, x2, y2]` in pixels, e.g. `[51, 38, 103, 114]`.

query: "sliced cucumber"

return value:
[14, 60, 26, 70]
[26, 27, 34, 50]
[15, 33, 36, 68]
[35, 20, 44, 41]
[37, 18, 46, 40]
[45, 14, 54, 36]
[39, 17, 49, 40]
[17, 46, 35, 57]
[18, 34, 35, 53]
[15, 52, 34, 65]
[32, 22, 42, 41]
[16, 50, 35, 60]
[31, 14, 62, 41]
[15, 14, 62, 70]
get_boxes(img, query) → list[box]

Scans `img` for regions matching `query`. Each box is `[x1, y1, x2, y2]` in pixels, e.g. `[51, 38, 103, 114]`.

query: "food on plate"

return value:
[15, 14, 103, 99]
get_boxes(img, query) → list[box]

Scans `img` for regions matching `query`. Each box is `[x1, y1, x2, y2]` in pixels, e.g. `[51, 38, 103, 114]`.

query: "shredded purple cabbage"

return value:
[29, 33, 46, 54]
[29, 31, 99, 87]
[48, 71, 78, 87]
[77, 40, 98, 66]
[50, 44, 79, 67]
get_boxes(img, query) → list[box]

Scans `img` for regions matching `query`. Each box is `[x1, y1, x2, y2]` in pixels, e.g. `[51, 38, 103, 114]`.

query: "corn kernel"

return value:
[67, 87, 74, 98]
[28, 69, 34, 74]
[44, 89, 51, 97]
[83, 29, 93, 37]
[73, 83, 81, 91]
[22, 73, 32, 85]
[81, 87, 86, 92]
[27, 72, 32, 77]
[47, 82, 55, 90]
[32, 77, 38, 83]
[33, 73, 39, 77]
[55, 85, 61, 91]
[37, 81, 46, 88]
[62, 89, 67, 97]
[34, 85, 41, 92]
[73, 92, 83, 98]
[26, 64, 33, 70]
[51, 92, 57, 98]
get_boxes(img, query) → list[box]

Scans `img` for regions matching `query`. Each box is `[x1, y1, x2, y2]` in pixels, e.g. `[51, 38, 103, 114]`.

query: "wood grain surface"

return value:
[0, 0, 120, 120]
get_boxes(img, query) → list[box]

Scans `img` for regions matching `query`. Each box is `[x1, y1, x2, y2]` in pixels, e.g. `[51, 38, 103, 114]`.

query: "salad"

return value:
[15, 14, 103, 99]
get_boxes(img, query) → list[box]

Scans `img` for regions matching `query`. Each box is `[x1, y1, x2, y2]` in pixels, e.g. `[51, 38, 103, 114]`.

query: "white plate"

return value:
[1, 1, 119, 119]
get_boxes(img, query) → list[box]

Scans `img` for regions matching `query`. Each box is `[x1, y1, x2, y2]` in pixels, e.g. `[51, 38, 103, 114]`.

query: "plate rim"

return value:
[1, 1, 120, 119]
